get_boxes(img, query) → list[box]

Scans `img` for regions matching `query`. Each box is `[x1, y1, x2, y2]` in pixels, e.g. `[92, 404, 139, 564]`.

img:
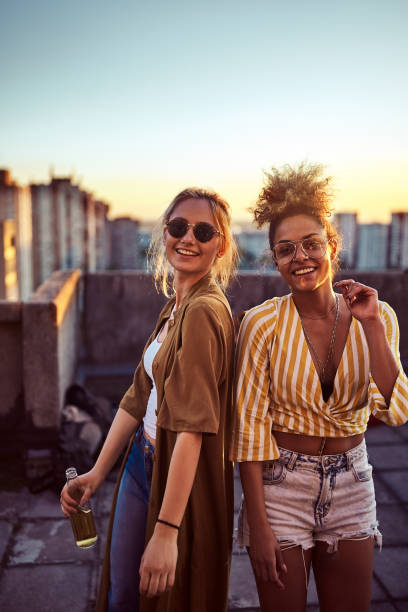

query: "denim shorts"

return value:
[238, 439, 382, 553]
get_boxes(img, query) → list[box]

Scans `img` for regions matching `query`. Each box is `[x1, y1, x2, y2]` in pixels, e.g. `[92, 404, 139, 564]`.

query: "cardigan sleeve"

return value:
[231, 303, 280, 462]
[156, 300, 228, 434]
[368, 301, 408, 426]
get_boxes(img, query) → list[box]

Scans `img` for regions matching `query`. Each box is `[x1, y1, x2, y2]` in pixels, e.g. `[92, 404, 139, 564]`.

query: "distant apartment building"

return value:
[389, 212, 408, 269]
[31, 184, 55, 288]
[357, 223, 389, 270]
[83, 192, 97, 272]
[30, 176, 110, 288]
[0, 219, 18, 300]
[235, 230, 270, 269]
[109, 217, 142, 269]
[95, 200, 111, 270]
[0, 169, 112, 297]
[333, 212, 358, 269]
[0, 170, 33, 299]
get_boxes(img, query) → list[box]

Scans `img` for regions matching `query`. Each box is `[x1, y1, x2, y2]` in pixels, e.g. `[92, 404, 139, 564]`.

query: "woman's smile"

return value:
[292, 265, 317, 277]
[175, 247, 199, 257]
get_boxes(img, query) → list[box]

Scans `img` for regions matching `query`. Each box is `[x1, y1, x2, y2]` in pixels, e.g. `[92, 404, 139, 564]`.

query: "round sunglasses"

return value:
[166, 217, 223, 243]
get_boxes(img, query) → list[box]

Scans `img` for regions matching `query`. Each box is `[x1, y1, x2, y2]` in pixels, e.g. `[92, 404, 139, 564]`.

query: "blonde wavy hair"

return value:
[148, 187, 238, 296]
[252, 162, 342, 272]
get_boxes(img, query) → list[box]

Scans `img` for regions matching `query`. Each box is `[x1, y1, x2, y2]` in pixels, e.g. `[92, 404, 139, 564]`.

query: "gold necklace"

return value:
[301, 294, 340, 382]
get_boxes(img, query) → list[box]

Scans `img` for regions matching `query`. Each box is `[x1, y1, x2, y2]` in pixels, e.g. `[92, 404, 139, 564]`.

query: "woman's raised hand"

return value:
[334, 280, 380, 322]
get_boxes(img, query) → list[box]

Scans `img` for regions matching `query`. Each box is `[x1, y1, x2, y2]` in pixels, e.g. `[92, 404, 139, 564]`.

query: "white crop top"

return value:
[143, 334, 162, 439]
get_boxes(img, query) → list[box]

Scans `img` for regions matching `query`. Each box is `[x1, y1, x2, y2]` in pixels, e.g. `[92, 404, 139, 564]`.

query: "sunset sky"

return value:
[1, 0, 407, 223]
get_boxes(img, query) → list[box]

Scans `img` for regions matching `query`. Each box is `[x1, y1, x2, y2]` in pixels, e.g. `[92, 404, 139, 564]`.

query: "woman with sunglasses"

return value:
[61, 187, 238, 611]
[231, 163, 408, 612]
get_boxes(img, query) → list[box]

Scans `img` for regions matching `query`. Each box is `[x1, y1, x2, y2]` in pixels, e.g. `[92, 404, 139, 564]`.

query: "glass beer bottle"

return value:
[65, 467, 98, 549]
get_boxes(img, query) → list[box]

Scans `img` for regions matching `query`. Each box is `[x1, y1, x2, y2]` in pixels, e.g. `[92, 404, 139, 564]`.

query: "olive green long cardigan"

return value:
[97, 273, 235, 612]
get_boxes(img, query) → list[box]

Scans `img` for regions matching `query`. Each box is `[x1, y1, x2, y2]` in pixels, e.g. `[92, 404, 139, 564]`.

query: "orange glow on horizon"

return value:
[6, 162, 408, 226]
[98, 168, 408, 225]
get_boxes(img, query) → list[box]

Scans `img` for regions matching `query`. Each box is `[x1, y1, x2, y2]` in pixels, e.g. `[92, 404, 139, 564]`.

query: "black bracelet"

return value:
[157, 518, 180, 531]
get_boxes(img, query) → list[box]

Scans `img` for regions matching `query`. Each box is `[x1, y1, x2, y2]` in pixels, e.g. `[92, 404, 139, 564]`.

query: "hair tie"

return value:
[157, 518, 180, 531]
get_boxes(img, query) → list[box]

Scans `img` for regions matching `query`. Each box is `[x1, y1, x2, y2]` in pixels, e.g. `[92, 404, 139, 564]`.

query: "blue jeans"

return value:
[108, 425, 154, 612]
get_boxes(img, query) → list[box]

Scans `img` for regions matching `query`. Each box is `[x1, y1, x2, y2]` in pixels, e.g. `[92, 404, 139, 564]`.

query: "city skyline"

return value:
[1, 0, 407, 222]
[1, 168, 408, 304]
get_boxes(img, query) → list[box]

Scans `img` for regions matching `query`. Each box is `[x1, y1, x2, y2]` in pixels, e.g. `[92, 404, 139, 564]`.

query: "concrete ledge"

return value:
[0, 301, 22, 322]
[82, 270, 408, 366]
[23, 269, 82, 432]
[29, 269, 81, 326]
[0, 302, 23, 421]
[83, 271, 166, 365]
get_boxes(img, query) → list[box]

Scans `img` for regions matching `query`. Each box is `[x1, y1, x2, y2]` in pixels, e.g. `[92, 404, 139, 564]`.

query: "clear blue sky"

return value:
[1, 0, 407, 221]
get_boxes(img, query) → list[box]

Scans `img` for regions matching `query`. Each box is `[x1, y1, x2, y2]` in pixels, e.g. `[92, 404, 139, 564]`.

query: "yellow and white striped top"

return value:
[231, 294, 408, 462]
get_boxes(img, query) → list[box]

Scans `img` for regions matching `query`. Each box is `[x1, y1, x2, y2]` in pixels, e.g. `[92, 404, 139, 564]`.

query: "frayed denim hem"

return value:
[315, 522, 382, 554]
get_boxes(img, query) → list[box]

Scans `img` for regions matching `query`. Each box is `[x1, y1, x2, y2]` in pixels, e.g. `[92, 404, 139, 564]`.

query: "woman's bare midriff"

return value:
[273, 430, 364, 455]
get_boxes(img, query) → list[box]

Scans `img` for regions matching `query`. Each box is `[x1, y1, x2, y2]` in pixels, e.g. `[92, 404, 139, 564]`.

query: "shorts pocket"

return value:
[351, 462, 373, 482]
[262, 460, 287, 485]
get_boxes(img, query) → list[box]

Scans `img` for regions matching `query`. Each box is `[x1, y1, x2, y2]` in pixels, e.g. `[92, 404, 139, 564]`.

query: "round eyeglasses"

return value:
[166, 217, 223, 243]
[272, 237, 328, 264]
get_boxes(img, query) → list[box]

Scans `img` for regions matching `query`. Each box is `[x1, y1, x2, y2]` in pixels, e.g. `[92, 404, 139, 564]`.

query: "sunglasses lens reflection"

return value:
[167, 219, 216, 243]
[194, 223, 215, 242]
[168, 219, 187, 238]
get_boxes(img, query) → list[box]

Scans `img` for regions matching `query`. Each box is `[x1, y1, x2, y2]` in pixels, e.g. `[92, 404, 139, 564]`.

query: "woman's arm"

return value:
[60, 408, 139, 515]
[360, 318, 399, 404]
[232, 306, 285, 583]
[139, 431, 202, 598]
[239, 461, 286, 589]
[334, 280, 399, 404]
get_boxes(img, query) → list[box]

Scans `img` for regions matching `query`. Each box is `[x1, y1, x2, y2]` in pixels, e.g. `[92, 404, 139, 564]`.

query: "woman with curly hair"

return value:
[231, 163, 408, 612]
[61, 187, 238, 612]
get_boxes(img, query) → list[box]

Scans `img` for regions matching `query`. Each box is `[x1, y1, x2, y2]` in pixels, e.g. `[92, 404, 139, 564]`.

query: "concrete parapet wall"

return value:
[0, 301, 23, 424]
[227, 271, 288, 315]
[83, 270, 408, 367]
[83, 272, 166, 365]
[23, 269, 82, 434]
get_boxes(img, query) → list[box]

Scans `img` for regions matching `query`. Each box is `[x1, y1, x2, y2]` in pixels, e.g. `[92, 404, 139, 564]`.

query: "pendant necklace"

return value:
[300, 294, 340, 382]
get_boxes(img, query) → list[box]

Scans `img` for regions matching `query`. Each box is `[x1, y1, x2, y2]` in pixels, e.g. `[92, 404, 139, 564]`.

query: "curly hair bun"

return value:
[252, 162, 334, 230]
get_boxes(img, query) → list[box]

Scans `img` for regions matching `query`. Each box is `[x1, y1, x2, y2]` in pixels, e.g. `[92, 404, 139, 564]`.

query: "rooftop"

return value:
[1, 269, 407, 610]
[0, 423, 407, 611]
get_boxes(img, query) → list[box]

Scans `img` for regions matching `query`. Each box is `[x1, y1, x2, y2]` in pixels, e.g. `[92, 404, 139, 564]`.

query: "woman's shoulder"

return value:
[181, 291, 233, 339]
[186, 286, 232, 318]
[378, 299, 397, 317]
[235, 295, 289, 345]
[241, 295, 289, 326]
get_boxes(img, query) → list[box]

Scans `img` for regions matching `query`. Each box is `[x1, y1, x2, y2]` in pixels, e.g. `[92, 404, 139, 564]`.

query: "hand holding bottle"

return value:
[60, 467, 101, 517]
[61, 467, 98, 549]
